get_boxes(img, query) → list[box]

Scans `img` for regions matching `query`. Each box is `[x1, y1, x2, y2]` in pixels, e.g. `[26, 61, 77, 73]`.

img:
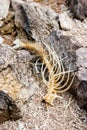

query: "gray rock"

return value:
[77, 81, 87, 110]
[0, 43, 38, 89]
[67, 0, 87, 20]
[0, 43, 39, 123]
[0, 91, 22, 123]
[76, 48, 87, 81]
[12, 1, 59, 41]
[0, 0, 10, 19]
[58, 12, 76, 30]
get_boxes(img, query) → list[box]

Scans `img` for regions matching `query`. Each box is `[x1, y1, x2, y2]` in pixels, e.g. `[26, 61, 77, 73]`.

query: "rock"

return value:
[0, 0, 10, 26]
[76, 48, 87, 79]
[17, 122, 27, 130]
[58, 11, 75, 30]
[76, 48, 87, 68]
[0, 0, 10, 19]
[76, 48, 87, 81]
[0, 37, 4, 44]
[0, 43, 39, 101]
[11, 1, 87, 110]
[67, 0, 87, 20]
[58, 11, 87, 47]
[0, 42, 39, 123]
[0, 91, 22, 123]
[75, 48, 87, 109]
[77, 81, 87, 110]
[12, 0, 59, 41]
[69, 48, 87, 110]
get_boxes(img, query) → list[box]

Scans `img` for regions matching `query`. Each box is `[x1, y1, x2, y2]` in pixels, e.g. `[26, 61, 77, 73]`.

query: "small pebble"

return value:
[17, 122, 27, 130]
[0, 36, 4, 44]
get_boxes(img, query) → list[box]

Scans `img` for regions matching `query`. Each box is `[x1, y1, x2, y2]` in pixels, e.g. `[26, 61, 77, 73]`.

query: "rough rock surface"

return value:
[76, 48, 87, 81]
[0, 44, 38, 100]
[0, 43, 39, 123]
[12, 0, 59, 41]
[0, 0, 10, 27]
[0, 0, 10, 25]
[67, 0, 87, 20]
[12, 1, 87, 110]
[33, 0, 66, 13]
[0, 91, 22, 123]
[58, 11, 76, 30]
[59, 14, 87, 47]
